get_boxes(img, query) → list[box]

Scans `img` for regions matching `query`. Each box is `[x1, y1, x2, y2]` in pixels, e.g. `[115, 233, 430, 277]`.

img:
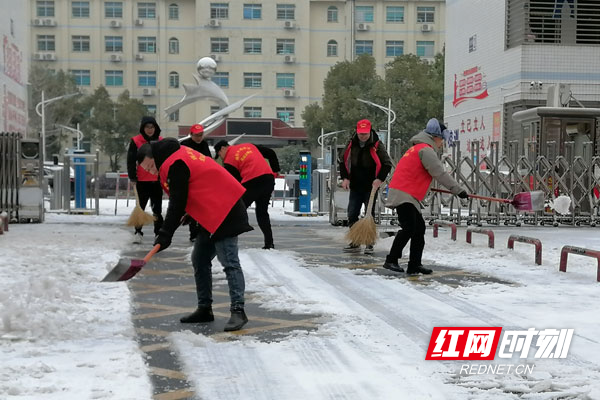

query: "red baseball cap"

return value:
[356, 119, 371, 134]
[190, 124, 204, 134]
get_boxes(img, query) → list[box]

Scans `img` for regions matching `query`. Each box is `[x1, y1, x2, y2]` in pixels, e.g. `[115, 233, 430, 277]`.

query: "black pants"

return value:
[135, 180, 163, 235]
[242, 174, 275, 247]
[347, 189, 378, 227]
[385, 203, 426, 268]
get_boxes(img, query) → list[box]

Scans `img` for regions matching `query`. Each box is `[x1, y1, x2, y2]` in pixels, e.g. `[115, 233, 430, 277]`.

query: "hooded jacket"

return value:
[127, 116, 163, 182]
[386, 131, 463, 211]
[338, 130, 393, 193]
[150, 138, 252, 241]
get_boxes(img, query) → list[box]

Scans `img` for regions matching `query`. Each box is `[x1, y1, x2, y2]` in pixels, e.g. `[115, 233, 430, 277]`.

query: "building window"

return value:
[169, 110, 179, 122]
[105, 36, 123, 52]
[105, 2, 123, 18]
[356, 6, 373, 23]
[212, 72, 229, 88]
[37, 35, 55, 51]
[72, 1, 90, 18]
[210, 37, 229, 53]
[355, 40, 373, 56]
[146, 105, 157, 116]
[243, 4, 262, 20]
[210, 3, 228, 19]
[70, 69, 91, 86]
[276, 73, 295, 89]
[210, 105, 221, 114]
[327, 6, 338, 22]
[138, 2, 156, 19]
[105, 70, 123, 86]
[138, 37, 157, 53]
[138, 71, 157, 86]
[244, 38, 262, 54]
[168, 3, 179, 19]
[386, 40, 404, 57]
[244, 107, 262, 118]
[276, 38, 295, 55]
[72, 35, 90, 52]
[37, 1, 55, 17]
[416, 41, 435, 57]
[243, 72, 262, 88]
[169, 38, 179, 54]
[169, 71, 179, 88]
[276, 4, 295, 20]
[276, 107, 294, 124]
[386, 6, 404, 23]
[417, 7, 435, 23]
[469, 35, 477, 53]
[327, 40, 338, 57]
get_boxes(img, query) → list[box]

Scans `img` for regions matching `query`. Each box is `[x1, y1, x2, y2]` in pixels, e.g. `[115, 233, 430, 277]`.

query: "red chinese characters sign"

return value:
[453, 66, 488, 107]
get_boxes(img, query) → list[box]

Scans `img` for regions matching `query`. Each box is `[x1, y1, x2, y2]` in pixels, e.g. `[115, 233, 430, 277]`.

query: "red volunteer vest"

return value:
[223, 144, 273, 183]
[389, 143, 433, 201]
[342, 140, 381, 178]
[159, 147, 245, 234]
[133, 134, 163, 181]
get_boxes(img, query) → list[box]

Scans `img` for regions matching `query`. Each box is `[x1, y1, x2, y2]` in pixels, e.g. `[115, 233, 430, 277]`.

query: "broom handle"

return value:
[431, 188, 511, 204]
[144, 244, 161, 263]
[366, 185, 378, 215]
[133, 184, 141, 205]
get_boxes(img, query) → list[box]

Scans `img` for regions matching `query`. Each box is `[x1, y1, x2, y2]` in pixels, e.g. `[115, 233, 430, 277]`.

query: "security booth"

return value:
[298, 150, 311, 213]
[18, 138, 45, 223]
[328, 139, 350, 226]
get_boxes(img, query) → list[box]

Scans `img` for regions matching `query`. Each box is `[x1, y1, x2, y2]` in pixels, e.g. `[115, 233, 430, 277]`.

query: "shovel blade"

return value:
[101, 259, 146, 282]
[512, 191, 545, 211]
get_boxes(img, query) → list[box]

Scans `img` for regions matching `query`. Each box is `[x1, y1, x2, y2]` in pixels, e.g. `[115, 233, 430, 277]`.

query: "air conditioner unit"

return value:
[33, 53, 44, 60]
[421, 24, 433, 32]
[110, 54, 122, 62]
[283, 20, 295, 29]
[283, 89, 295, 97]
[135, 53, 144, 61]
[284, 55, 295, 63]
[142, 88, 154, 96]
[357, 23, 369, 31]
[33, 18, 43, 26]
[44, 53, 56, 61]
[134, 19, 144, 26]
[210, 54, 221, 62]
[110, 20, 122, 28]
[208, 18, 220, 27]
[42, 18, 56, 26]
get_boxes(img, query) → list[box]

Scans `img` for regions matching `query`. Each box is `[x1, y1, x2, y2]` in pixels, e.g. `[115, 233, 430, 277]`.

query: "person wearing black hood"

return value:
[339, 119, 393, 254]
[127, 116, 164, 244]
[136, 138, 253, 332]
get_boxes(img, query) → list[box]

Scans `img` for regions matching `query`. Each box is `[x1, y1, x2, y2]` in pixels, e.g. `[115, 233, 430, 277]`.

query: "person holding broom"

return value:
[383, 118, 468, 275]
[339, 119, 393, 254]
[127, 116, 164, 244]
[137, 138, 253, 332]
[180, 123, 211, 242]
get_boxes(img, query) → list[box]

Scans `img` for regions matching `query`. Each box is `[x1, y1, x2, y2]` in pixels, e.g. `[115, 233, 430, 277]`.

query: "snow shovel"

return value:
[431, 188, 545, 211]
[345, 185, 378, 245]
[101, 244, 161, 282]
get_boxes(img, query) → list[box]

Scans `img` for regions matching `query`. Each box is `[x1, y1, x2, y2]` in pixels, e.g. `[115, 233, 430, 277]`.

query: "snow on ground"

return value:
[2, 198, 600, 399]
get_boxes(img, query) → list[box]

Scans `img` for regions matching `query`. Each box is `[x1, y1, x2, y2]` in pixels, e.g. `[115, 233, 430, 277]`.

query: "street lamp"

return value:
[356, 98, 396, 149]
[57, 123, 83, 151]
[35, 90, 80, 162]
[318, 128, 345, 167]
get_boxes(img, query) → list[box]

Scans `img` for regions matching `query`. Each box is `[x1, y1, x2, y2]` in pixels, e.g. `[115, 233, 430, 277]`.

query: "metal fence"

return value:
[0, 133, 20, 220]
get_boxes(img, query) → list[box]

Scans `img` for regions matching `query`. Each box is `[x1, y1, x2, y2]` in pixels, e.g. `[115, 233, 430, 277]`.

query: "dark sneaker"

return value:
[180, 306, 214, 323]
[224, 310, 248, 332]
[406, 265, 433, 275]
[364, 245, 374, 255]
[382, 262, 404, 273]
[343, 243, 360, 253]
[262, 243, 275, 250]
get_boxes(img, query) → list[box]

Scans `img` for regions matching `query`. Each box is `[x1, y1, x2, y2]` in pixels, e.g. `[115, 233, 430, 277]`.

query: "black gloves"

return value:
[457, 191, 469, 199]
[153, 232, 172, 252]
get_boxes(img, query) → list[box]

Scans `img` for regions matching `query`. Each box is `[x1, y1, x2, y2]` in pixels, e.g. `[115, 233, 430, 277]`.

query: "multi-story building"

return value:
[30, 0, 446, 138]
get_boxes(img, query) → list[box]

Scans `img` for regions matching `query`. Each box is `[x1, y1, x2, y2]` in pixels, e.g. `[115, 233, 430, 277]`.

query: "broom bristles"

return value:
[126, 205, 156, 227]
[345, 215, 377, 245]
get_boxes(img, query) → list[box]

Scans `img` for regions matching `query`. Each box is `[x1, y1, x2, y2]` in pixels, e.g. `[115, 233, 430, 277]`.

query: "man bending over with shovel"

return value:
[137, 138, 253, 332]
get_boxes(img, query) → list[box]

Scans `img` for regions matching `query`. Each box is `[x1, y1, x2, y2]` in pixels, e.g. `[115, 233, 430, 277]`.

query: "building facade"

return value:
[30, 0, 445, 138]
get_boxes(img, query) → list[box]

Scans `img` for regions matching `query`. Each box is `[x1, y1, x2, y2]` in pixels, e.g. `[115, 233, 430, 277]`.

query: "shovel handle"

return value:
[431, 188, 512, 204]
[144, 244, 161, 263]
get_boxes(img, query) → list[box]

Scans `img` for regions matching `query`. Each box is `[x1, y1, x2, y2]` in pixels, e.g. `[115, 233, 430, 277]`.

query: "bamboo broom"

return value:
[345, 185, 378, 246]
[126, 185, 155, 228]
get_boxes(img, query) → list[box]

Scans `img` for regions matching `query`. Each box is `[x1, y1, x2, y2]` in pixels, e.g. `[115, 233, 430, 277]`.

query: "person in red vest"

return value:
[180, 124, 212, 242]
[383, 118, 468, 275]
[136, 138, 253, 332]
[127, 116, 164, 244]
[339, 119, 393, 254]
[214, 140, 280, 249]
